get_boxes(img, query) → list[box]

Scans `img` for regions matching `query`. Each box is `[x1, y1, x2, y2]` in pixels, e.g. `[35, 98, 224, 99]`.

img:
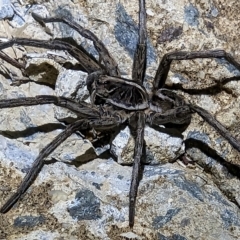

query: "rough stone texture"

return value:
[0, 0, 240, 239]
[111, 126, 184, 165]
[0, 0, 14, 20]
[54, 69, 90, 122]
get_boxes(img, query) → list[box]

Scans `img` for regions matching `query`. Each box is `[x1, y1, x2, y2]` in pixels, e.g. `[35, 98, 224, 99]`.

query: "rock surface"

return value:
[0, 0, 240, 239]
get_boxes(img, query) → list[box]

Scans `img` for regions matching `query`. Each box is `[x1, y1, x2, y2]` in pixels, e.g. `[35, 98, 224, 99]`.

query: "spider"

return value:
[0, 0, 240, 228]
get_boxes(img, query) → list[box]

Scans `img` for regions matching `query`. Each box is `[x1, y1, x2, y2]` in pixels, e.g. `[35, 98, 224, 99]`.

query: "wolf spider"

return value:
[0, 0, 240, 227]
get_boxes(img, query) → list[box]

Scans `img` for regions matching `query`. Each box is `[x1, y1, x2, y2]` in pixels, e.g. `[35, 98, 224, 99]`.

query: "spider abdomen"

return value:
[93, 75, 149, 110]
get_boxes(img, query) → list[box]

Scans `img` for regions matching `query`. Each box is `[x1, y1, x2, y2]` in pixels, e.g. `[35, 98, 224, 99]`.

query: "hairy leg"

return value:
[129, 0, 147, 227]
[0, 95, 100, 118]
[0, 38, 102, 74]
[153, 50, 240, 90]
[129, 111, 145, 227]
[189, 104, 240, 152]
[32, 12, 120, 77]
[0, 119, 87, 213]
[0, 100, 120, 213]
[0, 51, 25, 70]
[132, 0, 147, 84]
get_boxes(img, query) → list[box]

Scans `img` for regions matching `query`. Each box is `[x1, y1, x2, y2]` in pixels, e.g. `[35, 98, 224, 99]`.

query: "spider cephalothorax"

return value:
[0, 0, 240, 228]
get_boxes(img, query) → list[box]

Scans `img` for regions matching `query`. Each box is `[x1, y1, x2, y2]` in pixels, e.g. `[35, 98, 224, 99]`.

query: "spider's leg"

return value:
[148, 103, 240, 160]
[0, 38, 103, 74]
[32, 13, 120, 77]
[0, 99, 121, 213]
[129, 112, 145, 227]
[0, 51, 25, 69]
[153, 50, 240, 90]
[0, 95, 100, 118]
[128, 1, 147, 226]
[189, 104, 240, 152]
[0, 119, 87, 213]
[132, 0, 147, 84]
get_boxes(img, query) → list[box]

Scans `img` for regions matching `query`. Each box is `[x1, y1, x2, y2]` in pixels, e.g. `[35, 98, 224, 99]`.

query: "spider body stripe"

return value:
[90, 75, 149, 110]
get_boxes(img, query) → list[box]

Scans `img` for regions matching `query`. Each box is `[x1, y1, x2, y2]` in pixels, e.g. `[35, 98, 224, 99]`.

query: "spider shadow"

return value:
[184, 138, 240, 179]
[164, 75, 240, 179]
[166, 75, 240, 96]
[0, 123, 65, 139]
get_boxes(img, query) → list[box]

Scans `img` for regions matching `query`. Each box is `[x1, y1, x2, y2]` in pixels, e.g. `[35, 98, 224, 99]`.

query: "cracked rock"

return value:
[111, 126, 184, 165]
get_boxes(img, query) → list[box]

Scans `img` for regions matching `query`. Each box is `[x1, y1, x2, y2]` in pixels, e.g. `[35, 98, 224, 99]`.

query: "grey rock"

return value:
[172, 176, 204, 202]
[54, 69, 89, 121]
[157, 233, 188, 240]
[114, 3, 157, 66]
[158, 26, 183, 43]
[0, 0, 14, 19]
[68, 189, 102, 221]
[221, 209, 240, 228]
[216, 57, 240, 75]
[184, 4, 199, 27]
[14, 215, 45, 227]
[211, 6, 219, 17]
[111, 126, 184, 165]
[152, 208, 181, 229]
